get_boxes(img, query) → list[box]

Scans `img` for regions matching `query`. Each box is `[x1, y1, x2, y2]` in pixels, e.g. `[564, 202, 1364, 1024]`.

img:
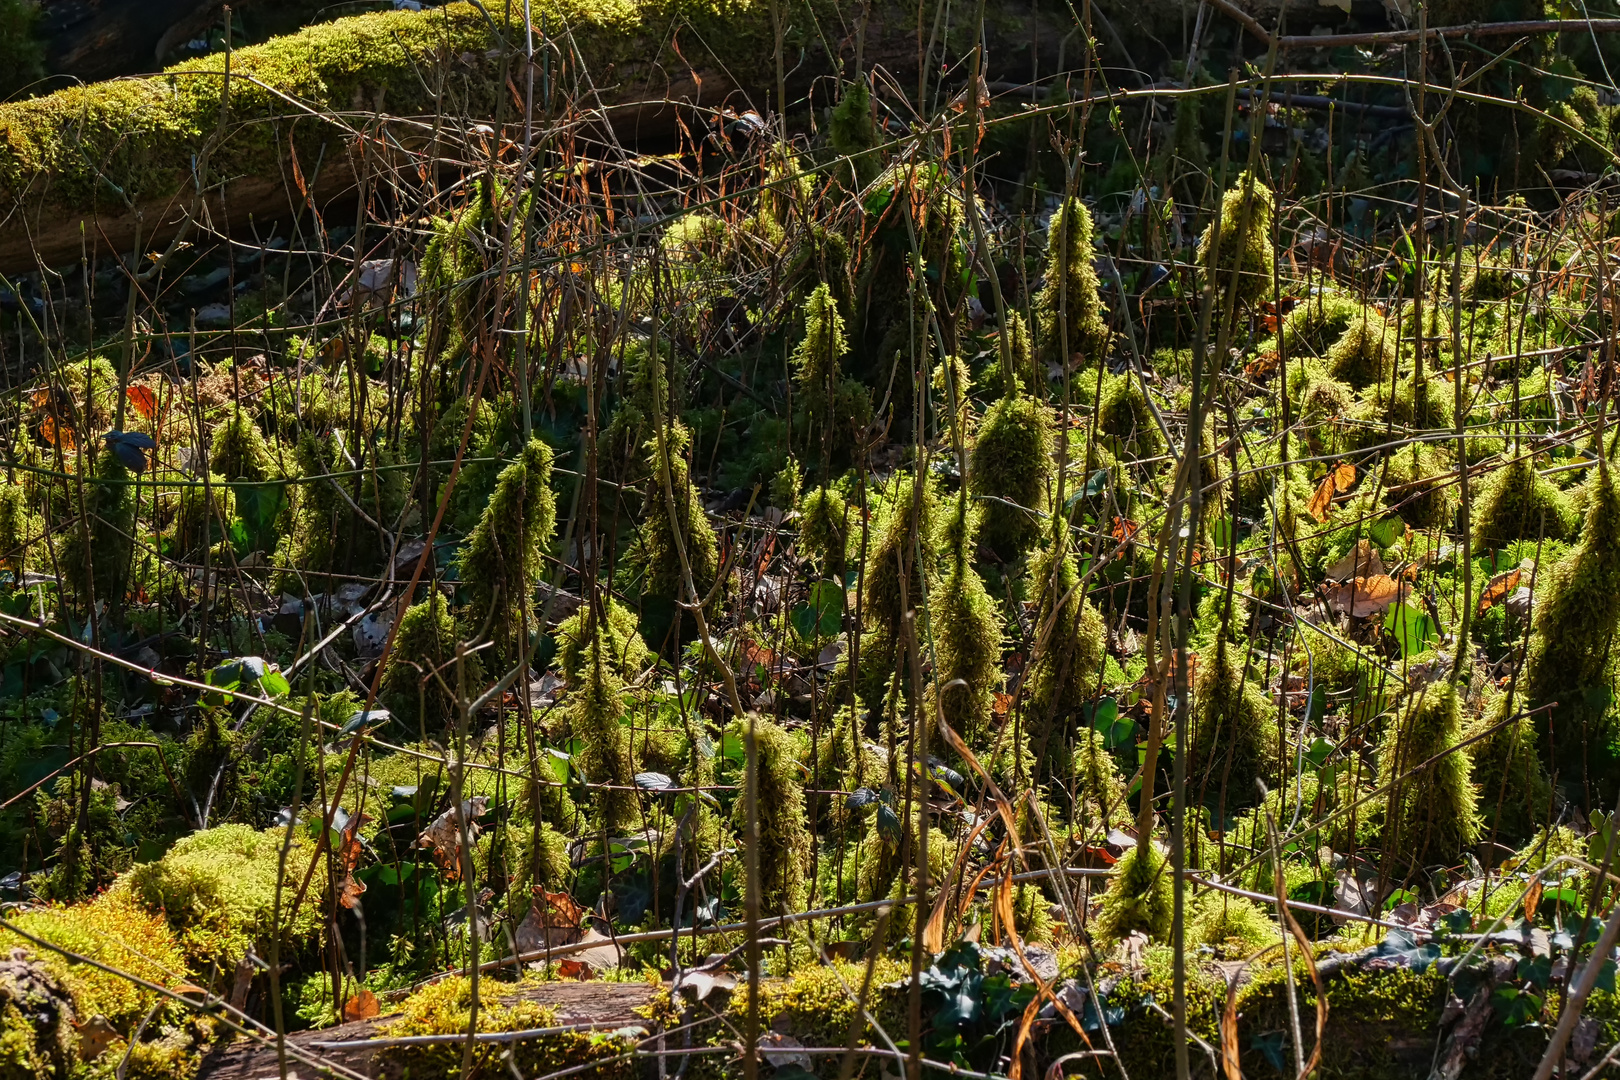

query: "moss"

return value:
[1096, 370, 1163, 458]
[1378, 680, 1479, 873]
[1197, 172, 1275, 307]
[382, 591, 483, 734]
[0, 958, 74, 1080]
[927, 500, 1003, 746]
[553, 599, 651, 683]
[1034, 197, 1111, 368]
[860, 473, 937, 644]
[1467, 696, 1553, 845]
[115, 823, 319, 970]
[63, 448, 135, 611]
[0, 483, 41, 575]
[1188, 636, 1282, 813]
[729, 715, 810, 917]
[826, 77, 878, 188]
[1094, 842, 1174, 943]
[1280, 291, 1363, 360]
[1382, 443, 1459, 529]
[798, 485, 853, 578]
[1068, 727, 1128, 839]
[1187, 891, 1278, 954]
[1011, 882, 1054, 942]
[2, 893, 185, 1026]
[1472, 452, 1574, 549]
[1325, 313, 1396, 388]
[1025, 540, 1107, 764]
[378, 975, 640, 1080]
[968, 394, 1052, 556]
[635, 422, 718, 609]
[456, 438, 557, 665]
[427, 396, 502, 535]
[1522, 462, 1620, 792]
[771, 456, 802, 510]
[566, 632, 637, 829]
[172, 474, 234, 556]
[208, 409, 276, 483]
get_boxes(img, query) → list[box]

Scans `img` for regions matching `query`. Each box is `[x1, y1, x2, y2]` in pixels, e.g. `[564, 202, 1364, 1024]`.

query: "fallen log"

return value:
[0, 0, 1076, 275]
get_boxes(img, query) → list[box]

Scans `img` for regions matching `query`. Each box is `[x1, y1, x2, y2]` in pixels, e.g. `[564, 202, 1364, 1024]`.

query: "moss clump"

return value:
[1383, 444, 1459, 530]
[793, 284, 871, 468]
[1472, 453, 1575, 549]
[1279, 291, 1363, 359]
[565, 632, 637, 829]
[209, 409, 277, 482]
[635, 422, 718, 608]
[730, 715, 810, 917]
[1188, 637, 1282, 813]
[1187, 892, 1278, 954]
[1025, 540, 1108, 763]
[1035, 197, 1111, 369]
[0, 956, 75, 1080]
[827, 77, 878, 188]
[63, 448, 135, 611]
[116, 824, 319, 970]
[1069, 727, 1128, 840]
[798, 485, 853, 578]
[861, 475, 938, 643]
[1379, 680, 1479, 873]
[968, 394, 1053, 556]
[382, 591, 482, 733]
[1325, 312, 1396, 388]
[928, 501, 1003, 745]
[456, 438, 557, 665]
[553, 599, 650, 683]
[1467, 699, 1553, 845]
[2, 893, 185, 1026]
[1197, 172, 1275, 307]
[0, 483, 41, 575]
[1522, 463, 1620, 791]
[1094, 843, 1174, 943]
[378, 976, 641, 1080]
[1097, 371, 1163, 458]
[172, 475, 234, 557]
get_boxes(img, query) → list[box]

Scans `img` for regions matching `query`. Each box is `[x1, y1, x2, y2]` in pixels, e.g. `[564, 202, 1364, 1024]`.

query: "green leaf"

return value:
[1369, 516, 1402, 548]
[1305, 737, 1335, 770]
[545, 748, 570, 785]
[259, 671, 291, 698]
[1384, 604, 1434, 657]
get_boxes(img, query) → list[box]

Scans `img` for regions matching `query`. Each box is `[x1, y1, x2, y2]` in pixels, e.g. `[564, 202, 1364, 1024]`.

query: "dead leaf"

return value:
[337, 872, 366, 910]
[1221, 977, 1242, 1080]
[674, 966, 738, 1001]
[40, 414, 76, 451]
[1524, 879, 1543, 922]
[343, 988, 380, 1021]
[1333, 461, 1357, 491]
[760, 1032, 812, 1071]
[1324, 540, 1385, 582]
[415, 796, 490, 877]
[1307, 472, 1337, 523]
[1478, 568, 1522, 616]
[1111, 516, 1141, 543]
[992, 692, 1013, 716]
[75, 1016, 120, 1060]
[126, 385, 159, 421]
[558, 929, 621, 976]
[1324, 574, 1410, 619]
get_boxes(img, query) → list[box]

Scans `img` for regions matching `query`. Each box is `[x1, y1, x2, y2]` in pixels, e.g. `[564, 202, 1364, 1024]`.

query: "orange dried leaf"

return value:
[40, 415, 76, 451]
[1478, 568, 1522, 616]
[1306, 472, 1337, 522]
[1111, 517, 1141, 543]
[992, 692, 1013, 717]
[126, 385, 159, 420]
[1332, 461, 1357, 491]
[343, 988, 380, 1021]
[1324, 574, 1410, 619]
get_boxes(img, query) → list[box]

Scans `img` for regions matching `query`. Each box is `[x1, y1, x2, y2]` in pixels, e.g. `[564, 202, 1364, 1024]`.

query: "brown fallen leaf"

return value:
[416, 796, 490, 877]
[1306, 472, 1337, 523]
[1324, 539, 1385, 582]
[1478, 568, 1522, 616]
[1324, 574, 1411, 619]
[1524, 878, 1543, 922]
[1332, 460, 1357, 491]
[75, 1016, 121, 1060]
[343, 988, 380, 1022]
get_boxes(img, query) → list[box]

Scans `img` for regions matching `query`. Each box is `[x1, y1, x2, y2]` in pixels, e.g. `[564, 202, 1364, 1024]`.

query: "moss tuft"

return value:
[1467, 697, 1552, 846]
[1035, 198, 1111, 369]
[382, 591, 483, 733]
[1472, 453, 1574, 549]
[798, 485, 854, 578]
[1378, 680, 1479, 873]
[565, 632, 637, 829]
[1188, 636, 1282, 813]
[635, 422, 718, 609]
[63, 449, 135, 612]
[730, 715, 810, 917]
[456, 438, 557, 664]
[553, 599, 650, 683]
[1095, 843, 1174, 943]
[927, 500, 1003, 745]
[1325, 312, 1396, 388]
[1025, 539, 1107, 765]
[1197, 172, 1275, 307]
[1097, 371, 1163, 458]
[968, 394, 1053, 556]
[1187, 892, 1278, 954]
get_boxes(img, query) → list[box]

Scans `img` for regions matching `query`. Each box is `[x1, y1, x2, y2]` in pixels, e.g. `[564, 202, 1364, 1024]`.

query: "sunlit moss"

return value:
[1096, 371, 1163, 458]
[927, 500, 1003, 746]
[1467, 697, 1552, 846]
[635, 422, 718, 608]
[115, 823, 319, 970]
[798, 485, 853, 579]
[1068, 727, 1128, 840]
[382, 591, 482, 733]
[1378, 680, 1479, 873]
[565, 632, 637, 829]
[729, 715, 810, 917]
[0, 483, 41, 575]
[1188, 636, 1282, 813]
[1187, 891, 1278, 954]
[63, 448, 134, 611]
[969, 394, 1053, 556]
[172, 474, 233, 557]
[1095, 843, 1174, 943]
[208, 409, 276, 482]
[1035, 197, 1111, 369]
[0, 959, 75, 1080]
[1383, 443, 1459, 530]
[1473, 452, 1574, 548]
[1197, 172, 1275, 307]
[861, 473, 937, 644]
[457, 438, 556, 665]
[827, 77, 878, 188]
[1025, 540, 1107, 762]
[1325, 312, 1396, 388]
[1280, 291, 1363, 359]
[553, 599, 651, 683]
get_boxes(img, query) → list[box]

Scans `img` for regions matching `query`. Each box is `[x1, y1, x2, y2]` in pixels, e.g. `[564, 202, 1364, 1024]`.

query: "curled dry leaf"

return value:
[1325, 539, 1385, 582]
[1477, 568, 1522, 616]
[415, 796, 490, 877]
[1307, 461, 1359, 523]
[343, 988, 380, 1021]
[1324, 574, 1410, 619]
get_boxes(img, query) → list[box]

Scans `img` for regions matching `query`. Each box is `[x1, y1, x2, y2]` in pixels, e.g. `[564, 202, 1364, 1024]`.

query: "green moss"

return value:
[860, 473, 937, 644]
[827, 77, 878, 187]
[798, 485, 853, 578]
[115, 823, 320, 970]
[553, 599, 651, 683]
[63, 449, 135, 611]
[1095, 842, 1174, 943]
[968, 394, 1052, 556]
[172, 474, 234, 556]
[1378, 680, 1479, 873]
[1382, 443, 1459, 530]
[1197, 172, 1275, 307]
[0, 483, 41, 575]
[1472, 453, 1574, 549]
[635, 422, 718, 608]
[1522, 463, 1620, 791]
[1069, 727, 1128, 839]
[2, 893, 185, 1026]
[382, 591, 483, 734]
[456, 438, 557, 665]
[0, 959, 74, 1080]
[1097, 371, 1163, 458]
[1467, 695, 1552, 845]
[1325, 313, 1396, 388]
[730, 715, 810, 917]
[927, 501, 1003, 746]
[1187, 891, 1278, 955]
[566, 632, 637, 829]
[1025, 539, 1107, 764]
[1034, 197, 1111, 368]
[1188, 636, 1282, 812]
[209, 409, 276, 482]
[1281, 291, 1364, 359]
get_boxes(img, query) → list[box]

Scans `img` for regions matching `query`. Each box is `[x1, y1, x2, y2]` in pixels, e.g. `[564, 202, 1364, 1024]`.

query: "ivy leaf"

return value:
[635, 772, 674, 791]
[1491, 985, 1543, 1028]
[846, 787, 880, 808]
[876, 803, 902, 847]
[1371, 928, 1439, 972]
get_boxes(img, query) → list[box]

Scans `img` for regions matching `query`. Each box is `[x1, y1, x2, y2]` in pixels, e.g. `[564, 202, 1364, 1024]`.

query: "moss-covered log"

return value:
[0, 0, 1075, 274]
